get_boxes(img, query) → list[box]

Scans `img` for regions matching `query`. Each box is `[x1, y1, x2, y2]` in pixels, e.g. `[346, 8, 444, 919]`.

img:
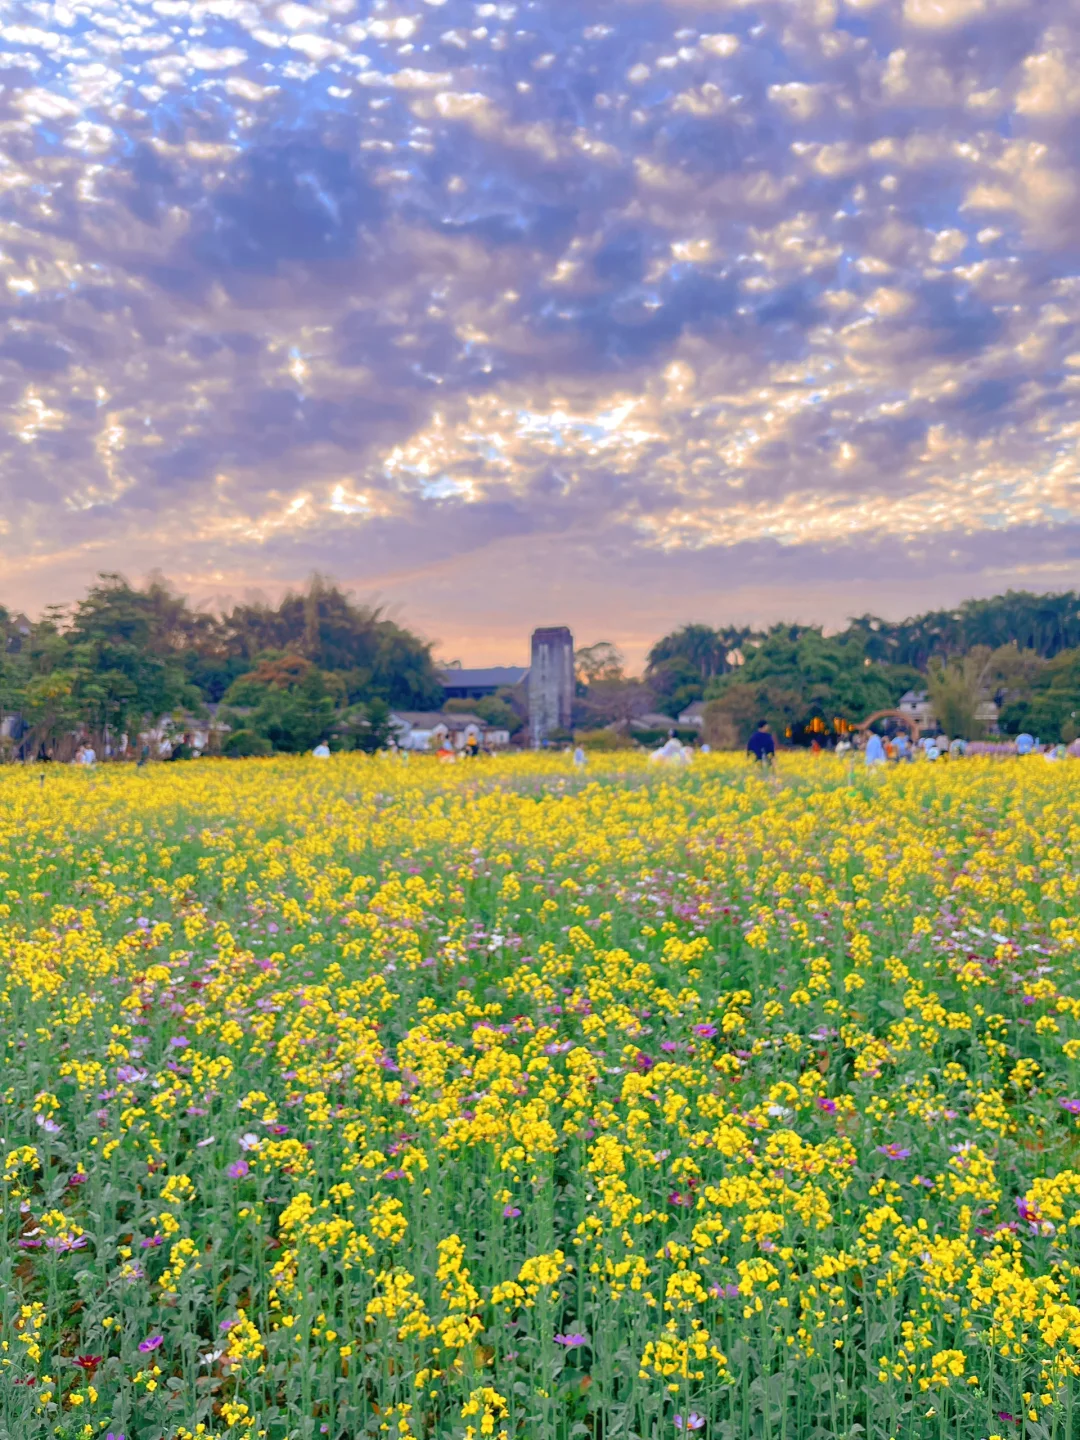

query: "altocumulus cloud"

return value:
[2, 0, 1080, 653]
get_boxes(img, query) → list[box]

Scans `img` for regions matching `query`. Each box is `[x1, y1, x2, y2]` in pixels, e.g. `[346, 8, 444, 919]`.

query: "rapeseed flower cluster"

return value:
[1, 753, 1080, 1438]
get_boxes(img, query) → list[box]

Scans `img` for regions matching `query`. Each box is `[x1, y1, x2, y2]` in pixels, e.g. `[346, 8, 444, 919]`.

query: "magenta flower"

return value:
[876, 1143, 911, 1160]
[503, 1204, 521, 1218]
[227, 1160, 249, 1179]
[692, 1023, 718, 1040]
[1060, 1099, 1080, 1115]
[46, 1234, 88, 1252]
[138, 1335, 163, 1353]
[554, 1332, 587, 1347]
[816, 1097, 837, 1114]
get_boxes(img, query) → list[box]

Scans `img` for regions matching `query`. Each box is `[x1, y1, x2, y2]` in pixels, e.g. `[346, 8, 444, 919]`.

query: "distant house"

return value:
[390, 711, 511, 751]
[440, 667, 529, 701]
[975, 699, 1000, 732]
[630, 712, 684, 733]
[677, 701, 705, 728]
[898, 689, 935, 730]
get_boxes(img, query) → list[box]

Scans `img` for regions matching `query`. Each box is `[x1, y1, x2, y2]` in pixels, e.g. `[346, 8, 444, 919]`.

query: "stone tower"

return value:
[528, 626, 575, 747]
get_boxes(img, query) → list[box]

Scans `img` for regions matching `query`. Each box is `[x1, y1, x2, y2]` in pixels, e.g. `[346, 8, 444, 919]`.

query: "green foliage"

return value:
[926, 653, 988, 739]
[702, 626, 918, 741]
[474, 695, 522, 732]
[219, 574, 441, 707]
[574, 727, 635, 750]
[0, 573, 441, 758]
[844, 589, 1080, 668]
[338, 697, 394, 753]
[222, 728, 272, 757]
[222, 655, 341, 755]
[645, 623, 751, 716]
[999, 649, 1080, 742]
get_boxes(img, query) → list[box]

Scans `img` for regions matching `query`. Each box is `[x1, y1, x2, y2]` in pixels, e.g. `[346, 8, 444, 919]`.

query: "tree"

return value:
[223, 729, 272, 758]
[66, 574, 204, 747]
[703, 625, 918, 740]
[22, 671, 80, 756]
[582, 678, 655, 729]
[998, 648, 1080, 741]
[646, 624, 752, 715]
[701, 700, 739, 750]
[444, 695, 522, 732]
[221, 655, 342, 754]
[702, 680, 803, 747]
[926, 651, 989, 739]
[219, 577, 442, 708]
[339, 698, 394, 753]
[575, 641, 624, 685]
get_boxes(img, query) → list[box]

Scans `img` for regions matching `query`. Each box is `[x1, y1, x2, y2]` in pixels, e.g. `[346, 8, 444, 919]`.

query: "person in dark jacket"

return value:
[747, 720, 775, 763]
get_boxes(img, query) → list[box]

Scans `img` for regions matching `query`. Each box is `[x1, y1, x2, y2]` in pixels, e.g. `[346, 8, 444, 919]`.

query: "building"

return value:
[440, 666, 528, 701]
[631, 712, 684, 733]
[975, 699, 1000, 733]
[528, 626, 574, 747]
[898, 689, 935, 731]
[677, 701, 705, 729]
[390, 711, 511, 752]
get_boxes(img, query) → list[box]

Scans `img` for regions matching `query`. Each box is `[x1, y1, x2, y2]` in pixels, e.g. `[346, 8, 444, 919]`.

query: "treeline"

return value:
[6, 577, 1080, 759]
[0, 574, 443, 759]
[639, 590, 1080, 744]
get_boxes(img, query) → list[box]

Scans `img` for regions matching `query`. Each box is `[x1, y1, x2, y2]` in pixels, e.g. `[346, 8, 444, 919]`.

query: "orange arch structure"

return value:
[856, 709, 920, 740]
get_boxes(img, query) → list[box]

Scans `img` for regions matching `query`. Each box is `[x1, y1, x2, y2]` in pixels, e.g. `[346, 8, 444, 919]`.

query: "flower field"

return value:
[3, 755, 1080, 1440]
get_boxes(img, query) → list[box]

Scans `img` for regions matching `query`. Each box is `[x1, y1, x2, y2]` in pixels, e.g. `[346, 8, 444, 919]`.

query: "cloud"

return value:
[1, 0, 1080, 656]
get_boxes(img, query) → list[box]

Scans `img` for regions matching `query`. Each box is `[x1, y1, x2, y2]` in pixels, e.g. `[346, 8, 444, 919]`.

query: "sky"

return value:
[3, 0, 1080, 666]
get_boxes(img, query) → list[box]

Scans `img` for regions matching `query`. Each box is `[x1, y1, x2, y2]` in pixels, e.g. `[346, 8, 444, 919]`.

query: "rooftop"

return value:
[440, 666, 528, 689]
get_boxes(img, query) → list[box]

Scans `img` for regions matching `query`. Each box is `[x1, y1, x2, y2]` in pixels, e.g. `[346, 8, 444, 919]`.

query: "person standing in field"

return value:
[747, 720, 775, 765]
[864, 732, 886, 765]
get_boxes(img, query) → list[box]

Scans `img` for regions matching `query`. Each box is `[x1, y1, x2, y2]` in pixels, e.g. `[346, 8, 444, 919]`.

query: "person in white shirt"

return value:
[312, 741, 331, 758]
[864, 733, 886, 765]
